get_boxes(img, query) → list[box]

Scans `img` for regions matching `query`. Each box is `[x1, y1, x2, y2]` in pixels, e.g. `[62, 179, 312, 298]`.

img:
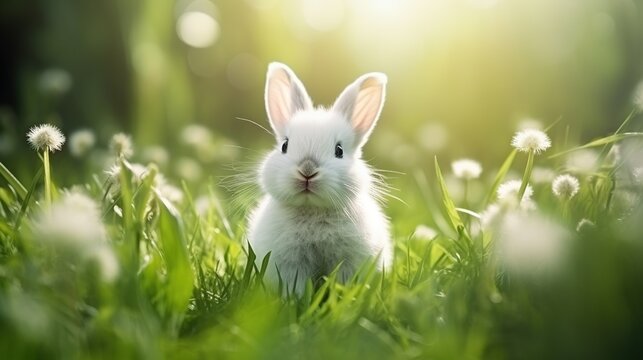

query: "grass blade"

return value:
[548, 132, 643, 159]
[0, 162, 27, 200]
[434, 157, 465, 234]
[484, 149, 517, 205]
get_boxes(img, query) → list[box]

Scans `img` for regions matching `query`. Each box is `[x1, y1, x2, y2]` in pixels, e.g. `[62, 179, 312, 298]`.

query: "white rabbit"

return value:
[247, 62, 392, 294]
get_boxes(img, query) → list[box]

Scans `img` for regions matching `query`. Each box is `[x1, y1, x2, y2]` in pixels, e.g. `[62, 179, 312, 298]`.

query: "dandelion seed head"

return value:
[181, 124, 212, 147]
[69, 129, 95, 157]
[451, 159, 482, 180]
[497, 180, 533, 203]
[195, 195, 212, 217]
[142, 146, 169, 167]
[109, 132, 133, 158]
[27, 124, 66, 152]
[35, 191, 107, 249]
[566, 149, 599, 174]
[552, 174, 580, 200]
[106, 162, 148, 184]
[88, 246, 120, 283]
[413, 224, 438, 240]
[155, 174, 184, 204]
[496, 212, 570, 276]
[175, 157, 203, 182]
[511, 129, 551, 154]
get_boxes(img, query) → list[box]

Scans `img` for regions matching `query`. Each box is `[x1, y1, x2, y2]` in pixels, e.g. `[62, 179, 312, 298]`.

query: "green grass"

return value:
[1, 114, 643, 359]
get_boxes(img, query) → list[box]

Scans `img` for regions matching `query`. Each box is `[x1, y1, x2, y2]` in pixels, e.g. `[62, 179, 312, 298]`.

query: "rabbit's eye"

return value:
[335, 143, 343, 158]
[281, 139, 288, 154]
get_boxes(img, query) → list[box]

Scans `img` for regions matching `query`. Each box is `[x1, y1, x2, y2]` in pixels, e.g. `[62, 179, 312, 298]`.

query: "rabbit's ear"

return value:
[332, 72, 387, 147]
[265, 62, 312, 138]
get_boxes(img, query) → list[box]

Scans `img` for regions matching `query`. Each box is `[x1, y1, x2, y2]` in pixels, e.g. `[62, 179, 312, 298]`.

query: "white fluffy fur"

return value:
[247, 62, 392, 294]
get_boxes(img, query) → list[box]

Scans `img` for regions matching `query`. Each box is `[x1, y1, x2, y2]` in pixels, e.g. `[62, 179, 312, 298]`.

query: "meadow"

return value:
[2, 0, 643, 359]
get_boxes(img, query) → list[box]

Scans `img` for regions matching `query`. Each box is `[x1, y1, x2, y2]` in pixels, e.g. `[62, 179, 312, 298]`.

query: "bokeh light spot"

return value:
[177, 11, 220, 48]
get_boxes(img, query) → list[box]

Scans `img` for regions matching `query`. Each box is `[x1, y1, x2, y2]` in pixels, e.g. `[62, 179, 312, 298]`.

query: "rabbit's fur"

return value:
[247, 62, 392, 294]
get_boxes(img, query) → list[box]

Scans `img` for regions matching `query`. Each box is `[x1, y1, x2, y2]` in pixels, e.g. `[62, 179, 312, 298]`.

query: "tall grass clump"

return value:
[1, 110, 643, 359]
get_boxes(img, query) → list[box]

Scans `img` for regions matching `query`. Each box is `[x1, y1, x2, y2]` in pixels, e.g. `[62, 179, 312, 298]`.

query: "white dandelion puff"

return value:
[451, 159, 482, 180]
[26, 124, 66, 152]
[34, 191, 107, 249]
[413, 224, 438, 240]
[181, 124, 212, 147]
[68, 129, 95, 157]
[175, 157, 203, 182]
[552, 174, 580, 200]
[511, 129, 551, 154]
[496, 212, 570, 276]
[497, 180, 533, 203]
[109, 132, 134, 158]
[87, 245, 120, 283]
[106, 162, 149, 184]
[566, 149, 599, 174]
[141, 146, 169, 167]
[154, 174, 184, 204]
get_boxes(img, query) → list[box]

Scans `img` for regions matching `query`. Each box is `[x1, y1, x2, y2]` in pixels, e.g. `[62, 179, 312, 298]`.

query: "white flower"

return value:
[106, 162, 149, 184]
[181, 124, 212, 147]
[552, 174, 580, 200]
[141, 146, 169, 166]
[413, 224, 438, 240]
[87, 245, 120, 283]
[34, 191, 106, 249]
[195, 195, 212, 216]
[68, 129, 95, 157]
[175, 157, 202, 182]
[26, 124, 66, 152]
[39, 68, 72, 95]
[451, 159, 482, 180]
[497, 180, 533, 203]
[109, 132, 133, 158]
[566, 149, 599, 174]
[511, 129, 551, 154]
[155, 174, 184, 204]
[495, 212, 570, 276]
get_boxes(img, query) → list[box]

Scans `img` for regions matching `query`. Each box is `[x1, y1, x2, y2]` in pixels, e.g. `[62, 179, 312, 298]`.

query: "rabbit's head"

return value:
[258, 62, 387, 208]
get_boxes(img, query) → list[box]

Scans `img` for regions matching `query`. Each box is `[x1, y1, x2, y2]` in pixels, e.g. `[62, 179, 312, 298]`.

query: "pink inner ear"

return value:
[351, 79, 384, 134]
[267, 69, 293, 130]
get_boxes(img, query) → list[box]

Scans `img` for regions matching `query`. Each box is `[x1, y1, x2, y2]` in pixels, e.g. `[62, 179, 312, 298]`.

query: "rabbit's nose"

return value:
[298, 158, 319, 179]
[298, 170, 318, 180]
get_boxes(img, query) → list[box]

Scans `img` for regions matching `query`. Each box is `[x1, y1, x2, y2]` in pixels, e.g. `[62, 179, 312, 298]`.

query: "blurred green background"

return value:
[1, 0, 642, 185]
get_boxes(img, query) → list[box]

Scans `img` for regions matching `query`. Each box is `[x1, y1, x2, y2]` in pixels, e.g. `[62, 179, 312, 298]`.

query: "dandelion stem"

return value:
[43, 149, 52, 206]
[518, 150, 534, 201]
